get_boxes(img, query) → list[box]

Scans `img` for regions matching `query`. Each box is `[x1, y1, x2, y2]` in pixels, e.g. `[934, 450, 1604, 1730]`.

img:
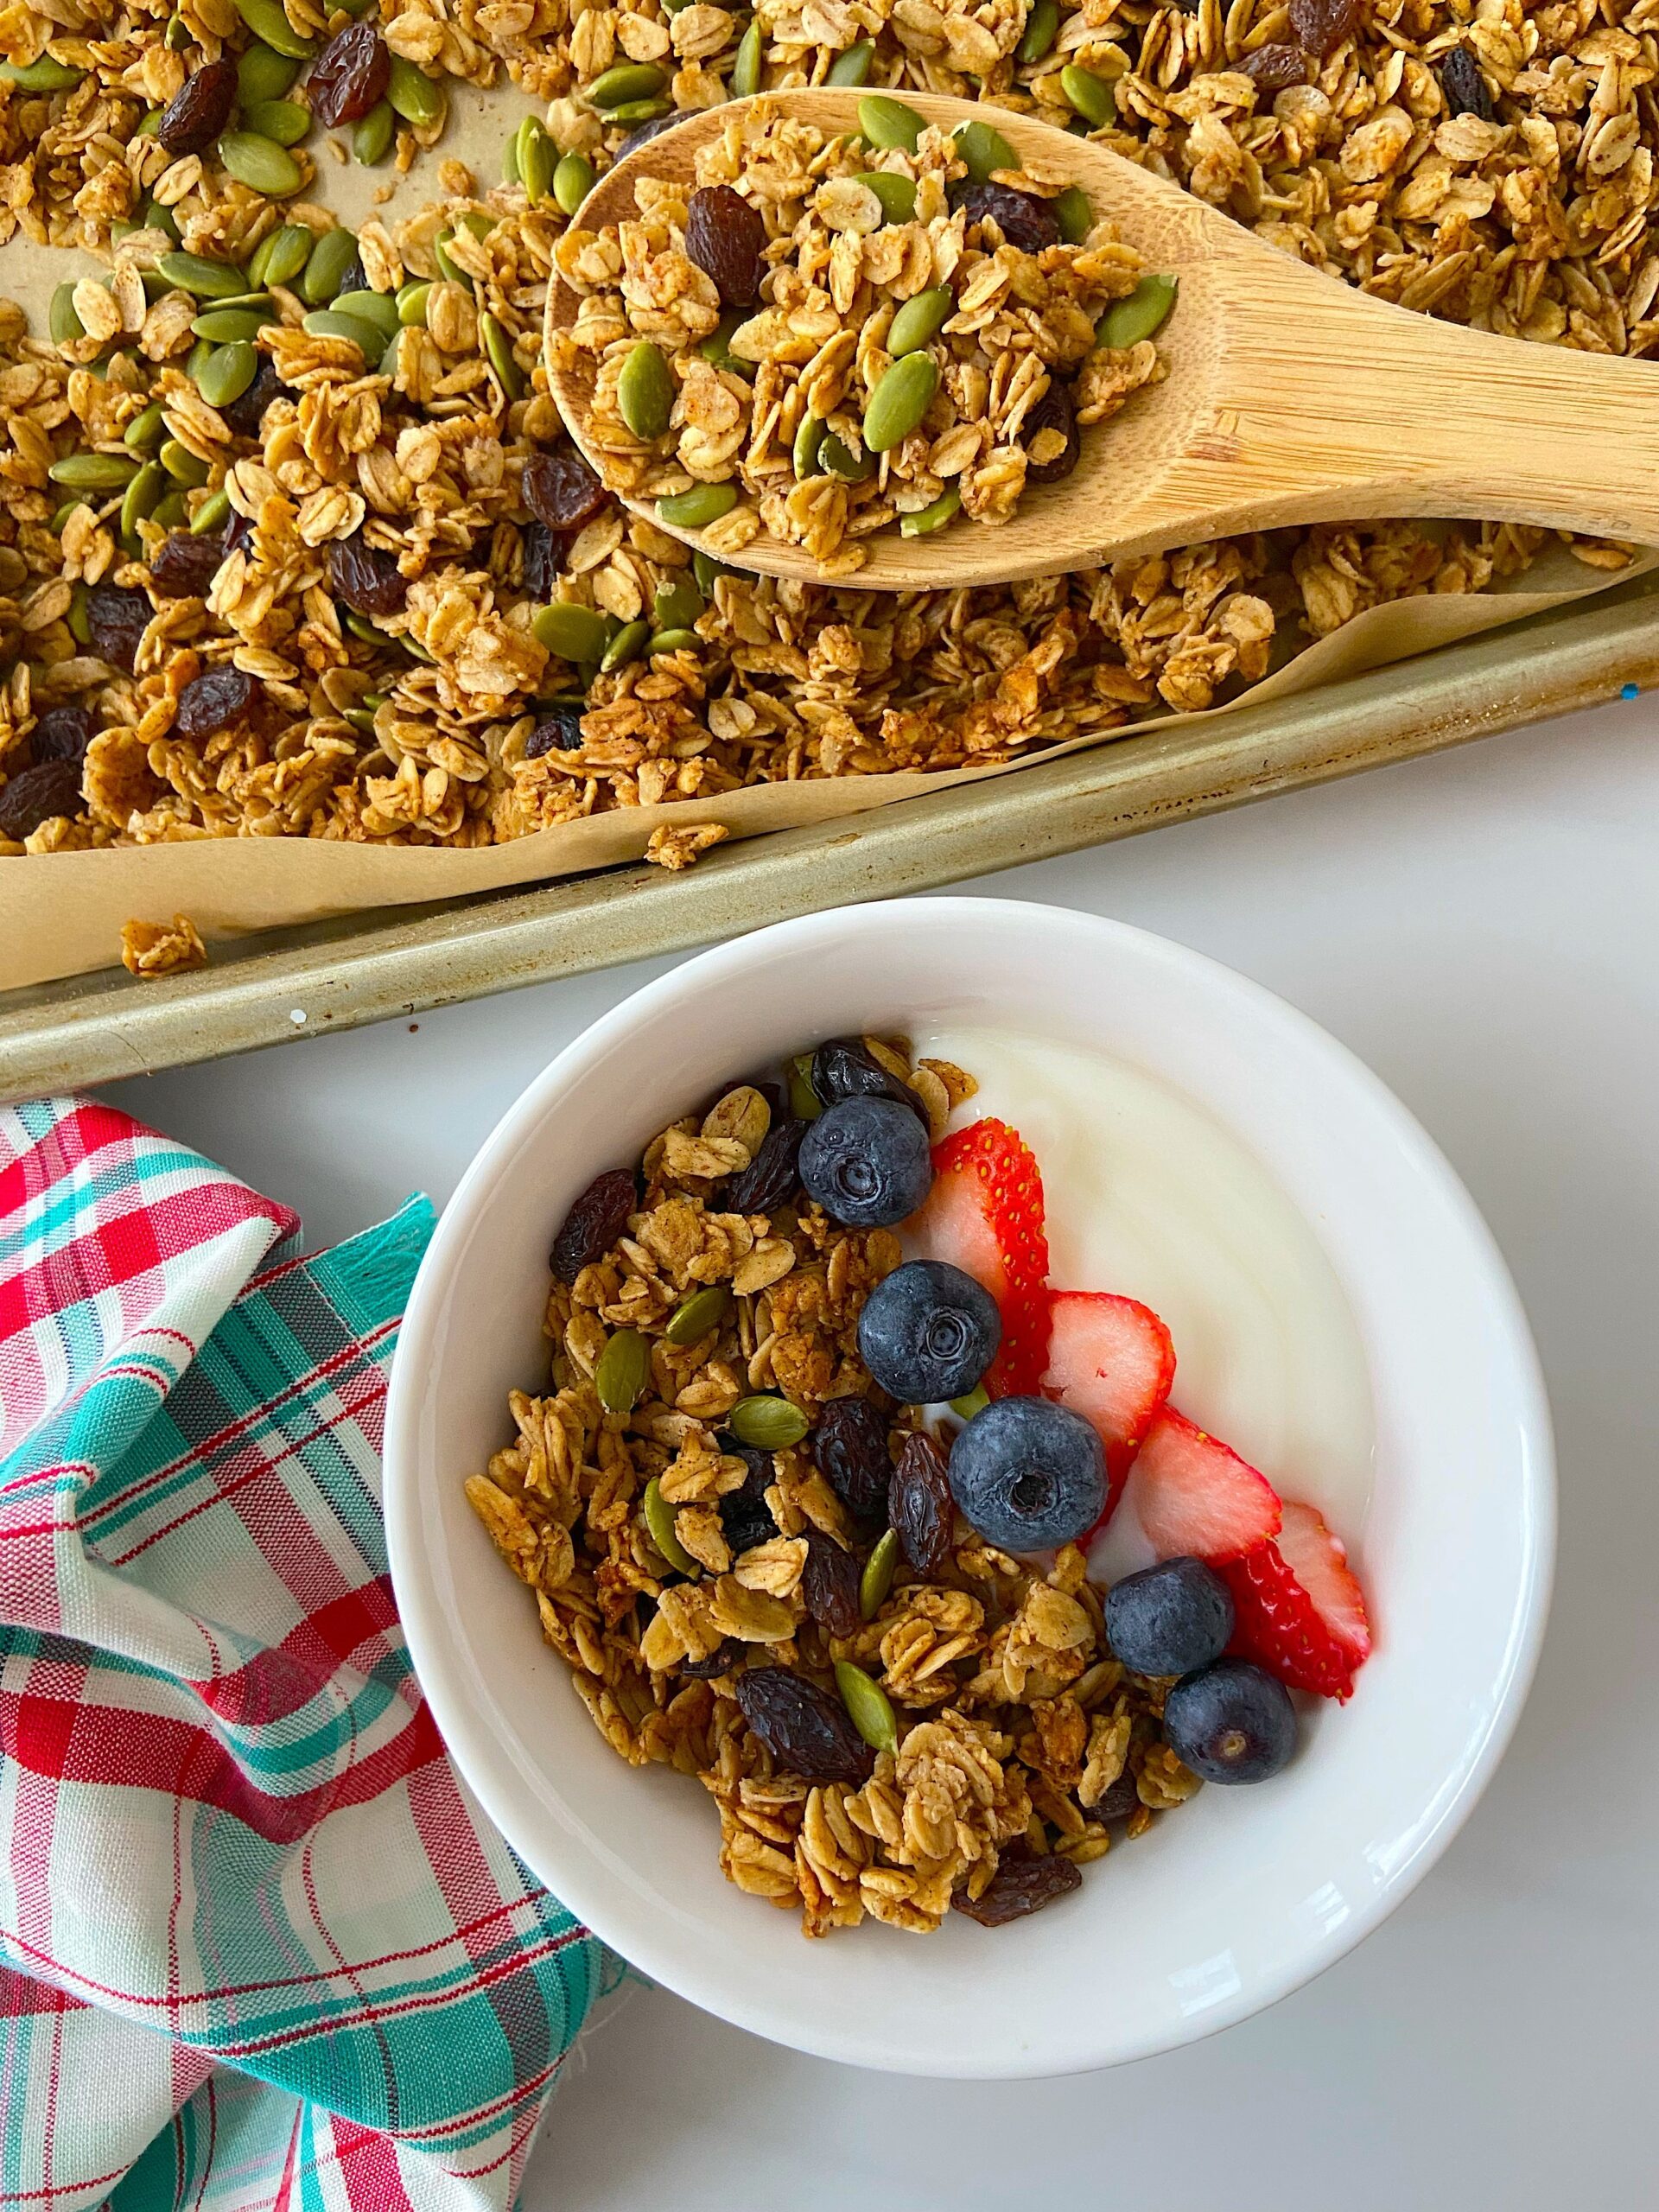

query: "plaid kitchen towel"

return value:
[0, 1098, 613, 2212]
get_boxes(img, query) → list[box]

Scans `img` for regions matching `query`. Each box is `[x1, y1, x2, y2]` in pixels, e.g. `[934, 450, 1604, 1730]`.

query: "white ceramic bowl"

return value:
[384, 899, 1554, 2078]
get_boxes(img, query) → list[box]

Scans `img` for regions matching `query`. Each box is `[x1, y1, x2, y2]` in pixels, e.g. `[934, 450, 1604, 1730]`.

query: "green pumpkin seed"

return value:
[190, 307, 272, 342]
[124, 402, 167, 454]
[48, 451, 139, 492]
[792, 410, 826, 480]
[395, 279, 432, 326]
[644, 626, 696, 657]
[1060, 62, 1115, 127]
[185, 338, 215, 381]
[218, 130, 303, 196]
[243, 98, 309, 145]
[692, 550, 734, 593]
[858, 93, 925, 152]
[135, 109, 163, 137]
[386, 52, 444, 126]
[342, 610, 381, 645]
[160, 440, 211, 486]
[1053, 185, 1093, 244]
[65, 575, 92, 632]
[643, 1477, 700, 1576]
[341, 705, 378, 736]
[607, 97, 671, 124]
[728, 1394, 810, 1450]
[119, 460, 163, 545]
[500, 122, 520, 185]
[657, 481, 738, 530]
[190, 486, 231, 535]
[599, 617, 650, 671]
[835, 1660, 899, 1753]
[137, 267, 174, 302]
[432, 229, 467, 286]
[0, 56, 84, 92]
[334, 289, 399, 339]
[652, 575, 704, 632]
[949, 1382, 989, 1421]
[159, 251, 248, 300]
[48, 283, 85, 346]
[863, 348, 938, 450]
[731, 17, 763, 98]
[1097, 270, 1178, 349]
[352, 99, 395, 164]
[590, 61, 666, 109]
[819, 431, 872, 480]
[480, 310, 524, 400]
[141, 196, 181, 243]
[786, 1051, 823, 1120]
[855, 170, 916, 225]
[172, 22, 202, 60]
[231, 0, 314, 62]
[301, 308, 381, 353]
[196, 340, 257, 409]
[699, 308, 751, 375]
[299, 227, 359, 304]
[532, 601, 613, 664]
[150, 490, 188, 531]
[552, 149, 594, 215]
[594, 1326, 652, 1414]
[859, 1528, 899, 1620]
[207, 289, 274, 314]
[1017, 0, 1059, 64]
[664, 1284, 730, 1346]
[826, 39, 874, 85]
[249, 223, 313, 289]
[237, 41, 300, 104]
[899, 486, 960, 537]
[887, 283, 953, 357]
[617, 340, 673, 439]
[952, 118, 1017, 184]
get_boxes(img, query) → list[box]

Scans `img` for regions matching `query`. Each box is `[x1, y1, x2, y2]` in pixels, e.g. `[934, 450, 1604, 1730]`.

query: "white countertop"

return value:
[107, 696, 1657, 2209]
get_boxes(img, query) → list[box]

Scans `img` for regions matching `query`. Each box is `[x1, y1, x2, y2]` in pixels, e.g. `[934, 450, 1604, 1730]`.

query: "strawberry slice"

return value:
[1130, 1406, 1282, 1562]
[1043, 1290, 1175, 1531]
[1222, 1500, 1372, 1700]
[906, 1116, 1050, 1396]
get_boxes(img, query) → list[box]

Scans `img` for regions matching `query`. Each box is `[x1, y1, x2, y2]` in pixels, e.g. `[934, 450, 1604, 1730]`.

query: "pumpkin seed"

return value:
[594, 1326, 651, 1414]
[386, 52, 444, 125]
[159, 251, 248, 300]
[141, 196, 181, 243]
[652, 575, 704, 631]
[643, 1477, 700, 1577]
[728, 1394, 810, 1449]
[480, 310, 524, 400]
[196, 340, 257, 409]
[190, 486, 231, 534]
[66, 576, 92, 633]
[342, 611, 381, 645]
[395, 279, 432, 326]
[522, 123, 558, 209]
[119, 460, 163, 545]
[952, 118, 1017, 184]
[1097, 270, 1178, 348]
[600, 617, 650, 671]
[124, 402, 167, 454]
[834, 1660, 899, 1752]
[301, 308, 381, 353]
[552, 149, 594, 215]
[160, 440, 211, 486]
[0, 56, 84, 91]
[237, 41, 299, 104]
[859, 1528, 899, 1619]
[855, 169, 916, 225]
[664, 1284, 731, 1346]
[786, 1051, 823, 1120]
[353, 99, 395, 164]
[185, 339, 215, 381]
[341, 706, 378, 736]
[589, 61, 666, 109]
[48, 451, 139, 492]
[48, 283, 85, 345]
[500, 122, 520, 185]
[243, 97, 309, 145]
[887, 283, 952, 357]
[617, 340, 673, 438]
[699, 308, 751, 375]
[858, 92, 925, 152]
[863, 348, 938, 450]
[218, 130, 303, 196]
[792, 410, 826, 480]
[334, 289, 399, 339]
[899, 485, 960, 537]
[138, 267, 174, 302]
[204, 289, 274, 313]
[250, 223, 314, 289]
[827, 39, 874, 84]
[819, 431, 872, 480]
[1060, 62, 1115, 127]
[641, 625, 696, 659]
[299, 226, 359, 304]
[731, 17, 763, 97]
[657, 481, 738, 530]
[532, 600, 613, 663]
[151, 490, 188, 531]
[692, 550, 734, 593]
[230, 0, 314, 62]
[1016, 0, 1058, 63]
[190, 307, 272, 342]
[1053, 185, 1093, 244]
[949, 1382, 989, 1421]
[135, 109, 163, 136]
[433, 229, 467, 285]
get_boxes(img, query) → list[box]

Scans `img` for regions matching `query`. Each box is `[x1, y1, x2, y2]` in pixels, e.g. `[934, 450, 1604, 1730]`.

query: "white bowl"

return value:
[384, 899, 1554, 2079]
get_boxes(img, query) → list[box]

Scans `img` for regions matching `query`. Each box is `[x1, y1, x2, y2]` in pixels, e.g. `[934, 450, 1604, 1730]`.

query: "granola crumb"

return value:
[119, 914, 207, 980]
[645, 822, 729, 871]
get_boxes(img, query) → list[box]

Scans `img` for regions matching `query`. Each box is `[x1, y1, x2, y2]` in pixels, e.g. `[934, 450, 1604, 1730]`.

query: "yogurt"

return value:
[912, 1024, 1375, 1573]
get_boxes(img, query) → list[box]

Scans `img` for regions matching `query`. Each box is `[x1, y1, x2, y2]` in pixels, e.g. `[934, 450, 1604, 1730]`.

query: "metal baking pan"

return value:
[5, 567, 1657, 1103]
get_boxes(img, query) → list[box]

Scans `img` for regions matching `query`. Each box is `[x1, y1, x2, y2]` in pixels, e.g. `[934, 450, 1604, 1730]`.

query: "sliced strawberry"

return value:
[907, 1116, 1050, 1395]
[1043, 1290, 1175, 1532]
[1221, 1503, 1371, 1701]
[1130, 1406, 1282, 1563]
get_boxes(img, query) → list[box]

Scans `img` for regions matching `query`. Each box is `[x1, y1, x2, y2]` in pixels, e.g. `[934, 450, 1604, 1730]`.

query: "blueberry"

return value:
[1103, 1556, 1235, 1678]
[798, 1095, 932, 1229]
[857, 1259, 1000, 1405]
[947, 1395, 1105, 1551]
[1162, 1659, 1296, 1784]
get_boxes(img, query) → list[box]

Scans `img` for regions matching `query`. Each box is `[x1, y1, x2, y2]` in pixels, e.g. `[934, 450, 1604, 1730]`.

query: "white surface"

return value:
[105, 697, 1659, 2199]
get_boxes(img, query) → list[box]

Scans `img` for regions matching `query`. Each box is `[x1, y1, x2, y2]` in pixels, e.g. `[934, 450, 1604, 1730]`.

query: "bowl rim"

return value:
[384, 896, 1556, 2077]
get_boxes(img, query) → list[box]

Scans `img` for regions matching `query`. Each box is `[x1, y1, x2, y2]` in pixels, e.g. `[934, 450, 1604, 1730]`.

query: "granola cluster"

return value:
[467, 1039, 1199, 1936]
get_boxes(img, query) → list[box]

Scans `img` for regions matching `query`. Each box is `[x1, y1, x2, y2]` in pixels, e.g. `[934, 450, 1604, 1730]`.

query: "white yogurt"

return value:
[913, 1024, 1375, 1573]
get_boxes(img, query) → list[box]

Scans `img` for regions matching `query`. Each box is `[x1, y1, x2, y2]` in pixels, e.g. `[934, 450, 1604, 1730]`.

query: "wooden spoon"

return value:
[547, 88, 1659, 592]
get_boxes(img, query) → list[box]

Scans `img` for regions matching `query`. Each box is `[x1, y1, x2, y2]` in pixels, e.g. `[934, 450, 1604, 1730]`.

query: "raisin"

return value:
[810, 1038, 925, 1121]
[1287, 0, 1363, 58]
[525, 702, 585, 757]
[307, 22, 391, 127]
[329, 532, 409, 619]
[523, 448, 607, 533]
[550, 1166, 635, 1281]
[28, 705, 92, 764]
[684, 184, 767, 309]
[616, 111, 683, 162]
[1438, 46, 1494, 121]
[948, 180, 1058, 253]
[1239, 41, 1309, 92]
[1021, 377, 1080, 487]
[1092, 1768, 1141, 1823]
[733, 1665, 875, 1784]
[0, 758, 83, 840]
[812, 1395, 892, 1527]
[156, 57, 238, 155]
[800, 1530, 863, 1639]
[333, 257, 369, 301]
[223, 357, 286, 441]
[890, 1432, 954, 1576]
[175, 666, 255, 741]
[225, 508, 254, 558]
[86, 583, 152, 673]
[680, 1638, 744, 1679]
[952, 1851, 1082, 1926]
[521, 518, 562, 601]
[149, 529, 226, 600]
[726, 1115, 805, 1214]
[716, 1442, 778, 1556]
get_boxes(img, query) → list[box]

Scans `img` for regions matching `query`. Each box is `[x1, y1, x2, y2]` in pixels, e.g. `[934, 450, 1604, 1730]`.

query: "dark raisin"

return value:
[890, 1432, 954, 1576]
[812, 1395, 892, 1527]
[948, 180, 1058, 253]
[1287, 0, 1363, 58]
[800, 1530, 863, 1639]
[86, 582, 152, 673]
[684, 184, 766, 309]
[733, 1665, 875, 1784]
[156, 57, 238, 155]
[333, 256, 369, 300]
[810, 1038, 925, 1121]
[28, 705, 92, 763]
[727, 1115, 805, 1214]
[0, 758, 83, 840]
[1239, 41, 1309, 92]
[174, 666, 255, 741]
[224, 508, 254, 558]
[616, 111, 683, 162]
[329, 532, 409, 619]
[550, 1166, 636, 1281]
[523, 448, 608, 533]
[521, 518, 562, 601]
[680, 1638, 744, 1679]
[1022, 377, 1079, 486]
[716, 1442, 778, 1556]
[1092, 1768, 1141, 1822]
[525, 702, 585, 757]
[149, 529, 226, 600]
[952, 1851, 1083, 1926]
[307, 22, 391, 127]
[223, 357, 286, 441]
[1438, 45, 1494, 120]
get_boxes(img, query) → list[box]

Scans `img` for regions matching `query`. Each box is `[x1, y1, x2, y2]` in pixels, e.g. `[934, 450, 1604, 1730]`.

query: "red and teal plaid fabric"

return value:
[0, 1099, 612, 2212]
